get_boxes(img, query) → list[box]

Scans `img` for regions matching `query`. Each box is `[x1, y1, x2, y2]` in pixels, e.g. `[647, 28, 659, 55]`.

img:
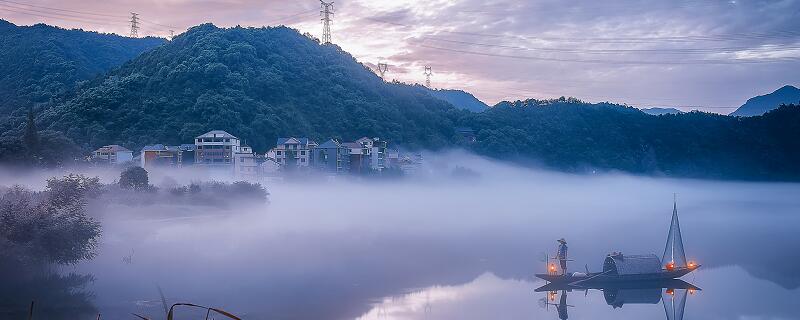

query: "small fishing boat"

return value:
[536, 197, 700, 284]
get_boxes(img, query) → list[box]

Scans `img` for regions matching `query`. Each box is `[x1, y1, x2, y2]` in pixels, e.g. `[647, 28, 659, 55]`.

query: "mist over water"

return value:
[2, 150, 799, 319]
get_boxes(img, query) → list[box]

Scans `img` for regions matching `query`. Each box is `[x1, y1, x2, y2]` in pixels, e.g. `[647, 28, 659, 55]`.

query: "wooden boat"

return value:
[536, 197, 700, 284]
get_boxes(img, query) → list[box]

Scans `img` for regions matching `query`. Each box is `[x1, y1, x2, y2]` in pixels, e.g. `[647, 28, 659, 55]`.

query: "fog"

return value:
[2, 150, 799, 319]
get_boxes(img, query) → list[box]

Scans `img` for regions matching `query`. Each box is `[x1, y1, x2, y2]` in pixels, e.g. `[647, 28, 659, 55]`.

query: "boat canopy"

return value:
[603, 253, 662, 275]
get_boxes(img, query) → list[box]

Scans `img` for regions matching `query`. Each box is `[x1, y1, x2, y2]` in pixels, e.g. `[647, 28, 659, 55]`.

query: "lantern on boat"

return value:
[665, 261, 675, 271]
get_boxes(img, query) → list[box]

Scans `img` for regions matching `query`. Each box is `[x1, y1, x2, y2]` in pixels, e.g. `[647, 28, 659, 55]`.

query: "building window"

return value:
[224, 138, 230, 142]
[300, 158, 306, 163]
[276, 151, 282, 155]
[240, 158, 244, 162]
[225, 159, 230, 163]
[300, 150, 306, 156]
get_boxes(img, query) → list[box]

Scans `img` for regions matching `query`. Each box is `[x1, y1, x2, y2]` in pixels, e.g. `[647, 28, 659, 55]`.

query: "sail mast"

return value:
[662, 194, 687, 268]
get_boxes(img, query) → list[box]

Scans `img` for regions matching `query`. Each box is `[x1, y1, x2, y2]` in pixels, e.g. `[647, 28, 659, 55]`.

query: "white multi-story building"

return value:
[91, 145, 133, 165]
[233, 144, 259, 178]
[195, 130, 240, 167]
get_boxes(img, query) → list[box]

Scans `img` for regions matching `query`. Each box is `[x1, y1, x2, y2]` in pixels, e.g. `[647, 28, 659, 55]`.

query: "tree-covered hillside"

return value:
[2, 22, 799, 180]
[468, 98, 800, 180]
[40, 24, 464, 151]
[427, 88, 489, 112]
[0, 20, 164, 134]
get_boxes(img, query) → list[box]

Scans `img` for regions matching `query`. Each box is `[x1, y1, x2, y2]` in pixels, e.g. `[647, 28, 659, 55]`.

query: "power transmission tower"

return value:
[424, 66, 433, 88]
[377, 63, 388, 81]
[129, 12, 139, 38]
[320, 1, 334, 44]
[169, 29, 174, 40]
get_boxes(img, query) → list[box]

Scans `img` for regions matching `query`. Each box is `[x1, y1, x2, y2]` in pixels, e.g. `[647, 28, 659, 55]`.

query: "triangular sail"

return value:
[662, 197, 687, 268]
[663, 289, 688, 320]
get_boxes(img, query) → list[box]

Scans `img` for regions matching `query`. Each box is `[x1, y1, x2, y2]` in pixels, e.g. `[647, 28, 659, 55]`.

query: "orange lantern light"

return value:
[666, 288, 674, 296]
[665, 262, 675, 271]
[687, 261, 697, 269]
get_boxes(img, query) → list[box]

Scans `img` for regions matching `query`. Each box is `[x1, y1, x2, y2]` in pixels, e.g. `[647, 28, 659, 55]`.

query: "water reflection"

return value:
[535, 280, 699, 320]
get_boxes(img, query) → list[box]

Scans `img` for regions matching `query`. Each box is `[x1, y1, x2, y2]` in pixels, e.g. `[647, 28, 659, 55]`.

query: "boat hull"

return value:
[535, 266, 699, 284]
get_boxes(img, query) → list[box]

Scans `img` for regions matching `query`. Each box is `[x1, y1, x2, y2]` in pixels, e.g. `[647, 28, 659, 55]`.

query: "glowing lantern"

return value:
[665, 262, 675, 271]
[687, 261, 697, 269]
[688, 288, 696, 295]
[549, 264, 557, 274]
[666, 288, 674, 296]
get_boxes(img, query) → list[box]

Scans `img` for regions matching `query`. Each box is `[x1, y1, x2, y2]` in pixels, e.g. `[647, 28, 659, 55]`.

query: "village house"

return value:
[91, 145, 133, 165]
[312, 139, 350, 173]
[140, 144, 195, 168]
[195, 130, 240, 166]
[342, 137, 388, 173]
[233, 143, 259, 178]
[269, 137, 317, 168]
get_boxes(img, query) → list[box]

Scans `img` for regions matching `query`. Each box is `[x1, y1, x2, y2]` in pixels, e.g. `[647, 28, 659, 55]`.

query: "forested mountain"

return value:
[427, 89, 489, 112]
[1, 22, 798, 180]
[39, 24, 464, 152]
[730, 85, 800, 116]
[467, 98, 800, 180]
[0, 19, 164, 134]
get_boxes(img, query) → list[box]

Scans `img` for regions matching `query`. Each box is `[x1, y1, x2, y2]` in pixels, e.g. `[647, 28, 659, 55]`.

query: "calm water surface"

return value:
[62, 166, 800, 320]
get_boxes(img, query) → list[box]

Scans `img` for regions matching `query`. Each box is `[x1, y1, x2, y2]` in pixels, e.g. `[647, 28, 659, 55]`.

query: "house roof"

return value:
[317, 139, 342, 149]
[196, 130, 237, 139]
[277, 137, 316, 146]
[341, 142, 362, 149]
[179, 144, 196, 151]
[96, 144, 131, 153]
[141, 144, 167, 151]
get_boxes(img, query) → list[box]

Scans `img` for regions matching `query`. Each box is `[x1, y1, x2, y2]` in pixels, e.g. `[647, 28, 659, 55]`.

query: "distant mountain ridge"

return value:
[641, 107, 684, 115]
[730, 85, 800, 117]
[426, 89, 489, 112]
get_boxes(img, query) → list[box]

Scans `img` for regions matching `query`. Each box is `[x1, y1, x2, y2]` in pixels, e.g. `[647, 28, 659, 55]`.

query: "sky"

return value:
[2, 0, 799, 112]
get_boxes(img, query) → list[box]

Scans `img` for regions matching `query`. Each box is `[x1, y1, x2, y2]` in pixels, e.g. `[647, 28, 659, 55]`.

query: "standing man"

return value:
[557, 238, 568, 275]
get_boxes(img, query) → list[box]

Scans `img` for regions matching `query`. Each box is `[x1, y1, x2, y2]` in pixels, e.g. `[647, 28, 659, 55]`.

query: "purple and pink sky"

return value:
[2, 0, 799, 113]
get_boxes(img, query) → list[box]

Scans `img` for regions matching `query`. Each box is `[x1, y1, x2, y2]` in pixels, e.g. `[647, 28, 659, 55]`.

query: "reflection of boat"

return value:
[536, 197, 700, 284]
[535, 280, 699, 320]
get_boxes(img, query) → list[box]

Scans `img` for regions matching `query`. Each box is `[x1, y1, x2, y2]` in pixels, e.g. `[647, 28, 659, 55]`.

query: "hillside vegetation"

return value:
[468, 98, 800, 180]
[0, 22, 798, 180]
[0, 20, 164, 134]
[40, 24, 464, 152]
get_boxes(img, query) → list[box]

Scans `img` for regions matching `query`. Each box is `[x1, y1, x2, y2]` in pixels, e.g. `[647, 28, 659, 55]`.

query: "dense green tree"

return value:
[119, 166, 149, 190]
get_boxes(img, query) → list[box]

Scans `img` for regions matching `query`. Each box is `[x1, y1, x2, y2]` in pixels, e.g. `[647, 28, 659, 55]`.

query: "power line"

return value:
[0, 3, 127, 24]
[0, 7, 126, 27]
[422, 37, 800, 55]
[137, 17, 177, 29]
[418, 44, 800, 65]
[363, 15, 800, 44]
[266, 8, 319, 25]
[0, 0, 128, 18]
